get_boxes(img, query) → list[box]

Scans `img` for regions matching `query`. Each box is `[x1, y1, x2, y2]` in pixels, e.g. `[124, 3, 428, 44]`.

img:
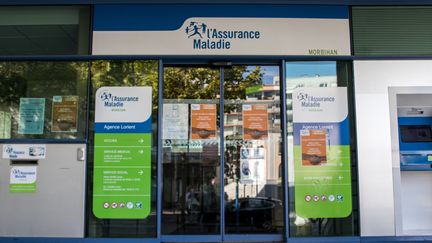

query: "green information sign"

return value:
[93, 87, 152, 219]
[292, 87, 352, 218]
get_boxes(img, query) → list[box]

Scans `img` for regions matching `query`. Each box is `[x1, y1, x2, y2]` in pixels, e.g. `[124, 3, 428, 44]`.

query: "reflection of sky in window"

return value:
[245, 66, 279, 85]
[286, 62, 336, 78]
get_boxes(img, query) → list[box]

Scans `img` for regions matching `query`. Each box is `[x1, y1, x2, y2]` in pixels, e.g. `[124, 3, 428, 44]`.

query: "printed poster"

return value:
[191, 104, 216, 139]
[240, 147, 266, 184]
[18, 98, 45, 134]
[301, 129, 327, 166]
[52, 96, 78, 132]
[243, 104, 268, 140]
[162, 103, 188, 139]
[292, 87, 352, 218]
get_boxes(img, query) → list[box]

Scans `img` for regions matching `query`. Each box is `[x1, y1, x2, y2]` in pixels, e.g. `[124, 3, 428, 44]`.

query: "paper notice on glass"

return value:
[163, 103, 188, 139]
[18, 98, 45, 134]
[52, 96, 78, 132]
[240, 147, 266, 184]
[243, 104, 268, 140]
[300, 129, 327, 166]
[191, 104, 216, 140]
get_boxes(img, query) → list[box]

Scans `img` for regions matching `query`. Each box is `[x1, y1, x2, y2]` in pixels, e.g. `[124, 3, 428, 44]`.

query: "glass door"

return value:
[161, 64, 284, 241]
[162, 66, 221, 236]
[223, 66, 284, 236]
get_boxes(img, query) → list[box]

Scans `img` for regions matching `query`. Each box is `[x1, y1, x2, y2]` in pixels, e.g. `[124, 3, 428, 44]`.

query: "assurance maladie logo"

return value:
[296, 91, 335, 108]
[12, 168, 36, 179]
[185, 21, 261, 50]
[3, 145, 24, 158]
[100, 91, 139, 108]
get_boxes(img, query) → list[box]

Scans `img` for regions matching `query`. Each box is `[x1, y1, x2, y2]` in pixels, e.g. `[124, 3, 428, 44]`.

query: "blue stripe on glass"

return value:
[293, 118, 351, 146]
[94, 120, 152, 133]
[93, 4, 348, 31]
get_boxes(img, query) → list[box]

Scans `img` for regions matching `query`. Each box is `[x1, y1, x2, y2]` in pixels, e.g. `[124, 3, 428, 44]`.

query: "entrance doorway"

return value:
[161, 65, 284, 241]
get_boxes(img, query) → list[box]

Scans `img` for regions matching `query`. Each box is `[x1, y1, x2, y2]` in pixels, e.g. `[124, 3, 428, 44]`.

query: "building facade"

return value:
[0, 1, 432, 242]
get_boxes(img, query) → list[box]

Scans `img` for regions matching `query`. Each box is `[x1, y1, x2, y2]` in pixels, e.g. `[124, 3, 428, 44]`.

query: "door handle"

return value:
[77, 147, 86, 161]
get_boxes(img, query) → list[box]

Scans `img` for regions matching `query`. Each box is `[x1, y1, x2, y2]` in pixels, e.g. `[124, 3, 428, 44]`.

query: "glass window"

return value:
[352, 6, 432, 56]
[286, 62, 359, 237]
[0, 6, 90, 55]
[87, 60, 159, 238]
[0, 61, 88, 140]
[162, 66, 221, 235]
[223, 66, 283, 234]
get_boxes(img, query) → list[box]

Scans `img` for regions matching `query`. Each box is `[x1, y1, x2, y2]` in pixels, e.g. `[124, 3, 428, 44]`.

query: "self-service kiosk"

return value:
[390, 89, 432, 236]
[398, 107, 432, 170]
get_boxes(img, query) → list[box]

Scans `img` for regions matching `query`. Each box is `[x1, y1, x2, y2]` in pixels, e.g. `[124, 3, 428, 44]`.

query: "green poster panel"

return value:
[292, 87, 352, 218]
[92, 87, 152, 219]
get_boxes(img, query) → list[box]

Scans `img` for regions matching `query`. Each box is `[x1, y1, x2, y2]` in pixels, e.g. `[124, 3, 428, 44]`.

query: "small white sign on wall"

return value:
[2, 144, 46, 160]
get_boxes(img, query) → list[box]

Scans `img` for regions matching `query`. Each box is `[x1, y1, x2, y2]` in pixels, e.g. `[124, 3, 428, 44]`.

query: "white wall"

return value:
[354, 60, 432, 236]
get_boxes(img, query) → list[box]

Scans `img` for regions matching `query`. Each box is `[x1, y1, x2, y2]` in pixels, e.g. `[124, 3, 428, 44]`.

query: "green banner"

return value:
[293, 145, 352, 218]
[92, 87, 152, 219]
[92, 134, 151, 218]
[10, 182, 36, 193]
[292, 87, 352, 218]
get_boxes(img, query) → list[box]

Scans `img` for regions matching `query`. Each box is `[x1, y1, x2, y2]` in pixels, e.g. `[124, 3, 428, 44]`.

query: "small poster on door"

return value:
[243, 104, 268, 140]
[162, 103, 188, 139]
[52, 96, 78, 132]
[191, 104, 216, 139]
[300, 129, 327, 166]
[239, 147, 266, 184]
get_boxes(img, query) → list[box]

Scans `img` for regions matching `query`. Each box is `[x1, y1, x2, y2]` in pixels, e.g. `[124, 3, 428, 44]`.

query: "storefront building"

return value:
[0, 1, 432, 242]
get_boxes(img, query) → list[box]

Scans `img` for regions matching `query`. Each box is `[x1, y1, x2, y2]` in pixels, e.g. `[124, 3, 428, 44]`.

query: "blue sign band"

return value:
[95, 119, 152, 133]
[293, 117, 350, 146]
[94, 5, 349, 31]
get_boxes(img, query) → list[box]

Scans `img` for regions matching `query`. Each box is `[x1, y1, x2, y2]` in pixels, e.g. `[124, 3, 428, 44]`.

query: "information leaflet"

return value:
[242, 104, 268, 140]
[191, 104, 216, 140]
[18, 98, 45, 134]
[51, 96, 78, 132]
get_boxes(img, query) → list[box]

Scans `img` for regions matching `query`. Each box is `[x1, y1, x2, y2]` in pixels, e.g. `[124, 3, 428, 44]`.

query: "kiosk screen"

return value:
[400, 125, 432, 142]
